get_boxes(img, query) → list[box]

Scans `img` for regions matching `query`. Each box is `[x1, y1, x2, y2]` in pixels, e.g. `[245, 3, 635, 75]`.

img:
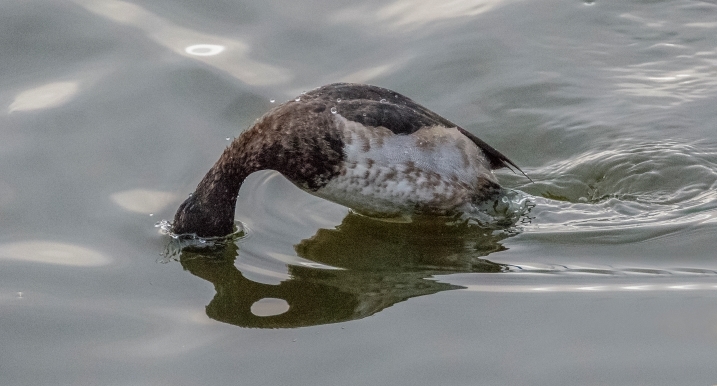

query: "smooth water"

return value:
[2, 0, 717, 384]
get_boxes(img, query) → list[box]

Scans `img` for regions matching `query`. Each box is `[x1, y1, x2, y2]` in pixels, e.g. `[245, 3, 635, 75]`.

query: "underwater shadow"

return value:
[176, 212, 517, 328]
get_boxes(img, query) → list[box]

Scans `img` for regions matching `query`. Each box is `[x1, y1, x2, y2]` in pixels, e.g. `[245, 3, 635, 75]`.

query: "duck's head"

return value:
[172, 193, 235, 238]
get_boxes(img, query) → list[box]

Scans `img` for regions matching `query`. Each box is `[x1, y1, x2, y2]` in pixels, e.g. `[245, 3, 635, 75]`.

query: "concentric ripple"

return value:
[506, 139, 717, 238]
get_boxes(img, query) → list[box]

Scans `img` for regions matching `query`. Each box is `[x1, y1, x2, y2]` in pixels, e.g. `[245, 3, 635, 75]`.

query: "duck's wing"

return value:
[308, 83, 529, 179]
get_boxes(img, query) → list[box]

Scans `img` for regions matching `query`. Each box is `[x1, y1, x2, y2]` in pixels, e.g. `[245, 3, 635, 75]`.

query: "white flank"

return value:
[312, 114, 496, 216]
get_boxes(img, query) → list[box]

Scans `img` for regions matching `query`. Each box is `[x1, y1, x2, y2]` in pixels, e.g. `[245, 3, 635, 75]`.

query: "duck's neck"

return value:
[172, 133, 263, 237]
[172, 103, 345, 238]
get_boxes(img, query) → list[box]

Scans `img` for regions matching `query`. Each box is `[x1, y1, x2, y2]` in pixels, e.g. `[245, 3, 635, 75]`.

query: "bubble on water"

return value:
[379, 99, 387, 103]
[330, 107, 337, 114]
[363, 113, 367, 116]
[270, 99, 275, 103]
[155, 219, 173, 235]
[336, 98, 342, 103]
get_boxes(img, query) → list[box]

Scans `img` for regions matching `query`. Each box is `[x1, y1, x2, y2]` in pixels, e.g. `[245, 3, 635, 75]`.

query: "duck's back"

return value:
[268, 83, 517, 216]
[301, 83, 519, 171]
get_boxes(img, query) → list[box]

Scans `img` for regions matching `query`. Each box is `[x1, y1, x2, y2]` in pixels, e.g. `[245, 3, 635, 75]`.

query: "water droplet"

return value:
[394, 94, 398, 98]
[330, 107, 337, 114]
[295, 97, 301, 102]
[379, 99, 387, 103]
[225, 137, 231, 141]
[270, 99, 275, 103]
[362, 113, 367, 117]
[149, 213, 154, 217]
[336, 98, 342, 103]
[188, 193, 193, 197]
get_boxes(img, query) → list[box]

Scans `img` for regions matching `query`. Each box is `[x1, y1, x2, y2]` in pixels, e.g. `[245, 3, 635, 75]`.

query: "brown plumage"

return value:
[173, 83, 527, 237]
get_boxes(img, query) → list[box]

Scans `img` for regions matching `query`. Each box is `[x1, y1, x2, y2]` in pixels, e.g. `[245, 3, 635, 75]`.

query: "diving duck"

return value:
[172, 83, 526, 237]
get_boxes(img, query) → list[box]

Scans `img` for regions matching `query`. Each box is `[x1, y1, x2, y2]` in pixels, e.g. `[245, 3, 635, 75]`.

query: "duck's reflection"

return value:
[177, 213, 516, 328]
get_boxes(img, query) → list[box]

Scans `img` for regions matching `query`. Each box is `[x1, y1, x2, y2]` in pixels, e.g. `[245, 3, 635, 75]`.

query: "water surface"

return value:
[2, 0, 717, 384]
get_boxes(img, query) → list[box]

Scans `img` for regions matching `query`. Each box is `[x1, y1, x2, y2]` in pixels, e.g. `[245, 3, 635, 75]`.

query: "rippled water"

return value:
[2, 0, 717, 384]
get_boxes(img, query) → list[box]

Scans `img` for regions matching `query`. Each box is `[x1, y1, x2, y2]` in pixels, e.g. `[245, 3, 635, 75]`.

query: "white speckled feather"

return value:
[311, 114, 497, 216]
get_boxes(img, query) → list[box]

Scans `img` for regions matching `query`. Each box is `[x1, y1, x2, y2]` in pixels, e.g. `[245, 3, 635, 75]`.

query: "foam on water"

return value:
[156, 219, 250, 261]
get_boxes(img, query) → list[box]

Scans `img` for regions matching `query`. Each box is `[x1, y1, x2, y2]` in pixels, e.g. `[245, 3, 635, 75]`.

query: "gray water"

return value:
[2, 0, 717, 384]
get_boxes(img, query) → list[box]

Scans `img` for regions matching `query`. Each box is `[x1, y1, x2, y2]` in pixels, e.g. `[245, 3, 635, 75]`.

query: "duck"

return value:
[172, 83, 527, 238]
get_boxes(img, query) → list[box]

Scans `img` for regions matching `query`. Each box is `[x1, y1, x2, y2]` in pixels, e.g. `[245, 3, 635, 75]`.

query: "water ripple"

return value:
[507, 140, 717, 238]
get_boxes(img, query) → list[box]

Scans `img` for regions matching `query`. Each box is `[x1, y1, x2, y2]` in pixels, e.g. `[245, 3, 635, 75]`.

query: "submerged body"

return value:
[173, 83, 525, 237]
